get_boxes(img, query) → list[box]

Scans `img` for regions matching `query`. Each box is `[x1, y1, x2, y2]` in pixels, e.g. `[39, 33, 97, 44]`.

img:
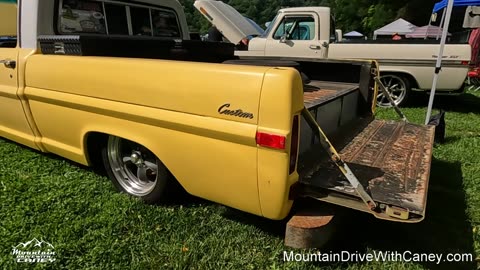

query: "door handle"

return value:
[0, 59, 16, 69]
[309, 45, 321, 50]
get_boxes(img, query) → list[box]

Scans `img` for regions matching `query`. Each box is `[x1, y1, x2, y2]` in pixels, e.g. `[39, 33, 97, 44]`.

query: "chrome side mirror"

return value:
[280, 34, 287, 43]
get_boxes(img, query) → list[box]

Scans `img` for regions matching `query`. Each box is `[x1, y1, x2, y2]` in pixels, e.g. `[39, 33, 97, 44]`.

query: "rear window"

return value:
[59, 0, 106, 34]
[104, 3, 128, 35]
[130, 6, 151, 36]
[58, 0, 181, 37]
[151, 9, 180, 37]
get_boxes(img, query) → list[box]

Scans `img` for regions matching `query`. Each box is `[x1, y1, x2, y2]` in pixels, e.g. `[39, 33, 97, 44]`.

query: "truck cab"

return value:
[247, 7, 334, 59]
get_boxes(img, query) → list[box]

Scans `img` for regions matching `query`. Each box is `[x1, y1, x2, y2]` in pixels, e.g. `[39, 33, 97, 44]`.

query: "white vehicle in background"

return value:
[195, 0, 471, 106]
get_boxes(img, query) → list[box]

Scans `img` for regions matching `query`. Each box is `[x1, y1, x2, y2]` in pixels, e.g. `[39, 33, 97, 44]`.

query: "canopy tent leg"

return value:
[426, 0, 455, 125]
[436, 9, 447, 40]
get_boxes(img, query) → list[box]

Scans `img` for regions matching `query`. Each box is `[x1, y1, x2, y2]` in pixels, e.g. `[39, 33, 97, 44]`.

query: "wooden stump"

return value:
[284, 207, 338, 249]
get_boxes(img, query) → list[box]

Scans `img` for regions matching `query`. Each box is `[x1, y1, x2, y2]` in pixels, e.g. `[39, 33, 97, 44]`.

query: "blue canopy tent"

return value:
[433, 0, 480, 13]
[425, 0, 479, 124]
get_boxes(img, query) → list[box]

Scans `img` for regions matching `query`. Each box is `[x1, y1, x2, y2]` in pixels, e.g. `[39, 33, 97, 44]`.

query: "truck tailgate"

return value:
[295, 82, 435, 222]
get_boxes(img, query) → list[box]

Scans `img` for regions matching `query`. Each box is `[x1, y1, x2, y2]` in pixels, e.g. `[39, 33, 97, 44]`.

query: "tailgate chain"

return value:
[301, 108, 378, 212]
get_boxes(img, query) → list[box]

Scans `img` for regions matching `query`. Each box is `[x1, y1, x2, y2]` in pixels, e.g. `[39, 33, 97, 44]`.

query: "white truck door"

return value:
[264, 13, 325, 58]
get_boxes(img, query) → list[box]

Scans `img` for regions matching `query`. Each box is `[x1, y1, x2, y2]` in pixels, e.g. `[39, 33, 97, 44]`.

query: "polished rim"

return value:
[107, 137, 158, 196]
[377, 75, 407, 107]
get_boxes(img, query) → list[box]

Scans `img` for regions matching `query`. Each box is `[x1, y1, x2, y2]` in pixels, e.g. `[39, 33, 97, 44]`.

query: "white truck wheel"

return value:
[377, 74, 411, 107]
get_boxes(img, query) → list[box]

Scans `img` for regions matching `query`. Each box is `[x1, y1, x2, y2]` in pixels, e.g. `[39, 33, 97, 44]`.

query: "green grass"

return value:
[1, 91, 479, 269]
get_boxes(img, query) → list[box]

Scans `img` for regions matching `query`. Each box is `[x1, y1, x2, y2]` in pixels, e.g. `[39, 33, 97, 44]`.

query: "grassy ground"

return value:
[0, 91, 479, 270]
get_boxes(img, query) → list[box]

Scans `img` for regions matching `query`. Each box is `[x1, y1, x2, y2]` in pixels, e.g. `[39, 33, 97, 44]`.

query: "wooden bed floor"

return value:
[303, 81, 359, 109]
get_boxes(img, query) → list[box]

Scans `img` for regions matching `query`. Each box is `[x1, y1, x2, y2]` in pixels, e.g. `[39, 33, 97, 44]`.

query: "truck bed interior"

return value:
[295, 62, 434, 223]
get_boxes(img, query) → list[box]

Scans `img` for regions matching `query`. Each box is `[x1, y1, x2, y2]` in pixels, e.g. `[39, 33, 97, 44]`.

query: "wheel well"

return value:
[380, 72, 419, 89]
[85, 132, 108, 169]
[85, 132, 185, 194]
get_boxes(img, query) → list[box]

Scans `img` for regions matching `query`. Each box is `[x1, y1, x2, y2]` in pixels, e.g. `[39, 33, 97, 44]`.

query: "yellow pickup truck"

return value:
[1, 0, 434, 223]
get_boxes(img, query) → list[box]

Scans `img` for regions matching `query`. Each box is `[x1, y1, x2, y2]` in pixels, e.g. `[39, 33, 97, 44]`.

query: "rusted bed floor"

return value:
[298, 119, 435, 217]
[303, 81, 359, 109]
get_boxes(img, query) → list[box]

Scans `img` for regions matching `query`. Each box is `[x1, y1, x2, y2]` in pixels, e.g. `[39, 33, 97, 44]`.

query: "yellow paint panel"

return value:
[25, 90, 262, 216]
[23, 56, 305, 218]
[0, 3, 17, 36]
[0, 47, 38, 149]
[257, 68, 304, 219]
[26, 55, 270, 125]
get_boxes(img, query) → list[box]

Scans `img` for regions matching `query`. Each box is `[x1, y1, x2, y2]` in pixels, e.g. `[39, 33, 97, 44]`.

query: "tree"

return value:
[179, 0, 443, 36]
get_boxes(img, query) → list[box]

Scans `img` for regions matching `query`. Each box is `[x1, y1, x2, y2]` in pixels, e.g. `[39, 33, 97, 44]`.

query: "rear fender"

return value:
[256, 67, 304, 220]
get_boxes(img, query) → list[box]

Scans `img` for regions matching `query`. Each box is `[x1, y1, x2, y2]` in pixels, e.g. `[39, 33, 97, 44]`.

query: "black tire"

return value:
[377, 73, 411, 107]
[101, 135, 172, 204]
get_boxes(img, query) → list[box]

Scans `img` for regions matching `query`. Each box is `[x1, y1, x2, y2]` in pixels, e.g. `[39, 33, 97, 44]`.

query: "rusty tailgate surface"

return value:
[299, 120, 435, 219]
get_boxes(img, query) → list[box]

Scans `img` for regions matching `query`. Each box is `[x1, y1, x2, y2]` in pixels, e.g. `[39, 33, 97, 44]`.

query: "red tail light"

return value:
[256, 132, 286, 149]
[289, 115, 300, 174]
[462, 61, 470, 66]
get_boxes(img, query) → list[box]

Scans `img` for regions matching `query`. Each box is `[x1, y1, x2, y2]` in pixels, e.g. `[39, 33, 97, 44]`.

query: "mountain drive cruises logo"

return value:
[12, 238, 56, 263]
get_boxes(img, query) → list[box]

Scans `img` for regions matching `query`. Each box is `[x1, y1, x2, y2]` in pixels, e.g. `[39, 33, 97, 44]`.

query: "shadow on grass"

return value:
[407, 92, 480, 114]
[320, 158, 476, 270]
[222, 159, 476, 270]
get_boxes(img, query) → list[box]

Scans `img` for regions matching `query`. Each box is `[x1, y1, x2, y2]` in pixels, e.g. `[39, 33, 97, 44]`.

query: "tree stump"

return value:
[284, 207, 338, 249]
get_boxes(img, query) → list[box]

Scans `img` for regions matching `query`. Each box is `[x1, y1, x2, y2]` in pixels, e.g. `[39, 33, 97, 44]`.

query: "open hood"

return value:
[194, 0, 264, 44]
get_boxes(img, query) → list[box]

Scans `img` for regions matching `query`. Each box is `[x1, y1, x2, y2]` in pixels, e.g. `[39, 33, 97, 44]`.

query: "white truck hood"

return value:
[194, 0, 263, 44]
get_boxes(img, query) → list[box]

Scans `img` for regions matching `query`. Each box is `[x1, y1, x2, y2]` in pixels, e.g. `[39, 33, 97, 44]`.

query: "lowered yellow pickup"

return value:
[0, 0, 434, 222]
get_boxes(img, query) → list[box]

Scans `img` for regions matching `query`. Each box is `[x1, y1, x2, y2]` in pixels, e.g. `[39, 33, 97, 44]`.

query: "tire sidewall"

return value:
[101, 137, 169, 204]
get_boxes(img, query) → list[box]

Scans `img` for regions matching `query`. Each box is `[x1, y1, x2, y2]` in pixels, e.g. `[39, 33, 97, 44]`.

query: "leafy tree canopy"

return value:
[179, 0, 440, 36]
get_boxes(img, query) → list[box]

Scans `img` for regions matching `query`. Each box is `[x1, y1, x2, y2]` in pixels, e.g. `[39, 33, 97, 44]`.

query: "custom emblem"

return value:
[218, 104, 254, 119]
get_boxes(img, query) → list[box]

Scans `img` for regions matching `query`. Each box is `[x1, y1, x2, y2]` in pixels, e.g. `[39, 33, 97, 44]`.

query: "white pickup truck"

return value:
[195, 0, 471, 106]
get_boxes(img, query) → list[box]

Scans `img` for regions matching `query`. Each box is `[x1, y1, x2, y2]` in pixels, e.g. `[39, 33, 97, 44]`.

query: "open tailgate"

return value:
[295, 117, 435, 223]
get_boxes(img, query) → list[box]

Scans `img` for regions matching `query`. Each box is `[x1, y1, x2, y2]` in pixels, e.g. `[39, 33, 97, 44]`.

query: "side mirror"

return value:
[280, 34, 287, 43]
[335, 29, 343, 42]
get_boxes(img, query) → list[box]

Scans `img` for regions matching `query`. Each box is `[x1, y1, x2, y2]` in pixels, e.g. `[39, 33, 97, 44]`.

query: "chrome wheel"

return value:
[377, 74, 408, 107]
[106, 137, 158, 197]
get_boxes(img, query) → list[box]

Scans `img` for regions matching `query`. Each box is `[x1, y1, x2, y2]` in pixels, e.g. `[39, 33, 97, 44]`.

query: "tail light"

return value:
[256, 115, 299, 174]
[461, 61, 470, 66]
[289, 115, 300, 174]
[256, 132, 286, 150]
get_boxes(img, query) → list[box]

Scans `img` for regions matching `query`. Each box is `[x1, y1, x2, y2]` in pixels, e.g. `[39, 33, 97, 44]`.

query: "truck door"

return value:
[0, 3, 37, 147]
[265, 13, 325, 58]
